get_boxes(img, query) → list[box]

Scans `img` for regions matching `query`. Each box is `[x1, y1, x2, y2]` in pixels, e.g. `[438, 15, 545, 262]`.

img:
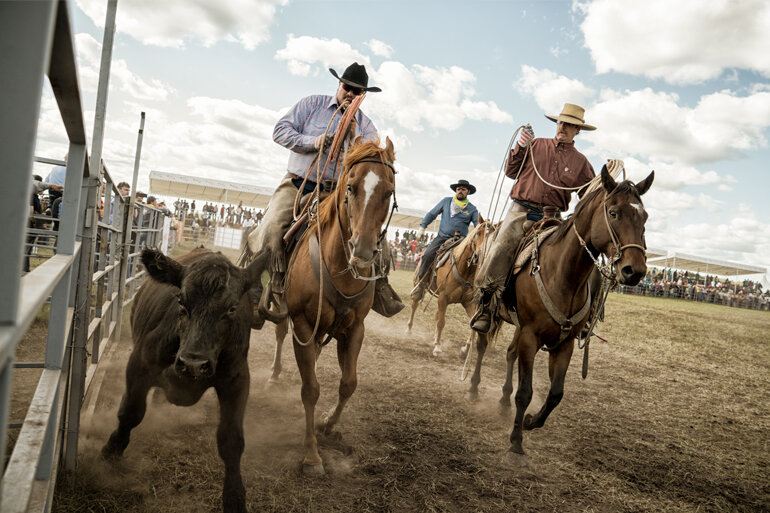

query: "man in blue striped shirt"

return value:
[411, 179, 480, 300]
[244, 63, 404, 323]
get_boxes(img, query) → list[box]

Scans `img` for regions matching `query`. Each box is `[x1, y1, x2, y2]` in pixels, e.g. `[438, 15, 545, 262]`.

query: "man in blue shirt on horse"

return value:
[411, 179, 480, 301]
[242, 62, 404, 325]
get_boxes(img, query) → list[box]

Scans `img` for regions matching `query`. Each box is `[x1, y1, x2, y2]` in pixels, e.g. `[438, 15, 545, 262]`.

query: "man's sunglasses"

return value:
[342, 83, 364, 96]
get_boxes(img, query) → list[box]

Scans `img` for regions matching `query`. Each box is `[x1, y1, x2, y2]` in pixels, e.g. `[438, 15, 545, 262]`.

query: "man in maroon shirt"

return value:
[471, 103, 597, 333]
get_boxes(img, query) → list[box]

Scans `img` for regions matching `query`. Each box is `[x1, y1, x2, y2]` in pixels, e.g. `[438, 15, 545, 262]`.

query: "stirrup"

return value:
[470, 304, 492, 334]
[410, 283, 425, 301]
[258, 281, 288, 323]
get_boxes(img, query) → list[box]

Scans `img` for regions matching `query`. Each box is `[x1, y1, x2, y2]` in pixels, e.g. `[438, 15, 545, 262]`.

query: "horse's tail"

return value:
[237, 223, 259, 267]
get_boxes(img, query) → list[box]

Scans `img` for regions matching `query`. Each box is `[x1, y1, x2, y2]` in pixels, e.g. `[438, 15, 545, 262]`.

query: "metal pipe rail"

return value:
[0, 1, 164, 511]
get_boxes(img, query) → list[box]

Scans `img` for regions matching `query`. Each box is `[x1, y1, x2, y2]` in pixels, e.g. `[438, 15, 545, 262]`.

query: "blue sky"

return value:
[34, 0, 770, 282]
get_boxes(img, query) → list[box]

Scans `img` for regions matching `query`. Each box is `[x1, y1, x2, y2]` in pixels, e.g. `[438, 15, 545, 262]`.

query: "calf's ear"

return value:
[141, 248, 184, 288]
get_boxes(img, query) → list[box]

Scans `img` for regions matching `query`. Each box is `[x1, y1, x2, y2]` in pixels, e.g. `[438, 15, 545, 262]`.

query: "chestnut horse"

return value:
[484, 166, 653, 456]
[285, 137, 396, 475]
[406, 222, 493, 358]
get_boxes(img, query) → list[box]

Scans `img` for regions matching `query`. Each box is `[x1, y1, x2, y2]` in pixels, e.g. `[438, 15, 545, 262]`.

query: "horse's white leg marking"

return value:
[362, 169, 380, 211]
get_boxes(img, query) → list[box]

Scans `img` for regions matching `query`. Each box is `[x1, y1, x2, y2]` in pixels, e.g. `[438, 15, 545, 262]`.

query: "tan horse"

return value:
[285, 137, 396, 475]
[406, 222, 493, 358]
[483, 166, 653, 456]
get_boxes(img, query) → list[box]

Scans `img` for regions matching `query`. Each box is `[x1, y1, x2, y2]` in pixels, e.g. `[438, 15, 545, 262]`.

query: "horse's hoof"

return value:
[267, 375, 281, 385]
[432, 346, 443, 357]
[498, 396, 511, 407]
[302, 462, 325, 476]
[405, 326, 412, 334]
[458, 346, 469, 362]
[523, 413, 538, 430]
[466, 389, 479, 402]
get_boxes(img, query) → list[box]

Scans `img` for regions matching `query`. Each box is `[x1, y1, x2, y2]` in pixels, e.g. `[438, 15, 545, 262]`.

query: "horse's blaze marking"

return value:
[630, 203, 644, 214]
[362, 168, 380, 211]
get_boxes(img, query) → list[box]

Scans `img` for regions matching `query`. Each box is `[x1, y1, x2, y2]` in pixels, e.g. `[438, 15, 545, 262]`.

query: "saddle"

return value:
[419, 234, 465, 295]
[282, 191, 332, 257]
[510, 218, 562, 277]
[434, 234, 465, 269]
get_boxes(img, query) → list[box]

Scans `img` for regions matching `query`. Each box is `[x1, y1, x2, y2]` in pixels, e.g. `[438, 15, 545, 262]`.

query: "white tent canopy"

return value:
[149, 170, 275, 208]
[646, 251, 766, 278]
[149, 170, 438, 230]
[646, 247, 666, 259]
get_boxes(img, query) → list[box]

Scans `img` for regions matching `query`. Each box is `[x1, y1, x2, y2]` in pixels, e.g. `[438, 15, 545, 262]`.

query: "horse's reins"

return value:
[335, 156, 398, 281]
[289, 151, 398, 347]
[572, 190, 647, 280]
[288, 94, 365, 347]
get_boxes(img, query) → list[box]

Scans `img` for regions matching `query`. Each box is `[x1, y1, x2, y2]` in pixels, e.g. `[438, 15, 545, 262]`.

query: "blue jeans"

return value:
[417, 235, 449, 279]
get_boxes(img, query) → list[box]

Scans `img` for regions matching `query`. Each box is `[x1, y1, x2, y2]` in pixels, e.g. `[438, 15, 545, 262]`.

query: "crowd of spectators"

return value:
[390, 229, 434, 271]
[617, 266, 769, 311]
[172, 198, 264, 229]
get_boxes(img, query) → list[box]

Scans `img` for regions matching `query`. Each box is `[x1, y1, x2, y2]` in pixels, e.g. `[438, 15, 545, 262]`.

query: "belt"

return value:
[511, 199, 560, 219]
[289, 173, 337, 193]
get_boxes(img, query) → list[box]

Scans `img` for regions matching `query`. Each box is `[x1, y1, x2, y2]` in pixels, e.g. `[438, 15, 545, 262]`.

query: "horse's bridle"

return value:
[572, 191, 647, 280]
[334, 156, 398, 281]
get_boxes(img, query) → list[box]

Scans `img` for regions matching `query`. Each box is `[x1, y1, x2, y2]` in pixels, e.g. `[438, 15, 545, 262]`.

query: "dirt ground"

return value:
[52, 254, 770, 512]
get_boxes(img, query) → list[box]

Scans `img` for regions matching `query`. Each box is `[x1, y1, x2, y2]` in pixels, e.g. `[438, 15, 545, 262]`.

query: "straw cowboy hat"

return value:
[545, 103, 596, 131]
[450, 179, 476, 195]
[329, 62, 381, 92]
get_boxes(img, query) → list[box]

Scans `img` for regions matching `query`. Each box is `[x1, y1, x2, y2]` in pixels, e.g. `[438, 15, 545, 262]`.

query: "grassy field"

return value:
[52, 247, 770, 512]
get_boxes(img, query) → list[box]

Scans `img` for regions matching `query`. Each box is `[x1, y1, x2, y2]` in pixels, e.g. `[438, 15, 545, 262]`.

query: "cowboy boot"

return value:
[373, 277, 405, 317]
[410, 282, 425, 302]
[258, 271, 289, 323]
[470, 291, 493, 334]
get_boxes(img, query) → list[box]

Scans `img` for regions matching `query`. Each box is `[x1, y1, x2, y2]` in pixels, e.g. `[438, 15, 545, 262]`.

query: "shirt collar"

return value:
[552, 137, 575, 148]
[326, 94, 340, 109]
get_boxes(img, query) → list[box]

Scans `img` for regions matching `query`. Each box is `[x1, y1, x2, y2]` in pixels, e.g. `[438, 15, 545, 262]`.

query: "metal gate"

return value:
[0, 1, 164, 511]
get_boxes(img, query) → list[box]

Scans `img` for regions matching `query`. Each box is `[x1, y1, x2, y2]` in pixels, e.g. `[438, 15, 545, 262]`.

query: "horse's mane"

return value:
[342, 138, 394, 169]
[549, 180, 641, 244]
[454, 221, 487, 257]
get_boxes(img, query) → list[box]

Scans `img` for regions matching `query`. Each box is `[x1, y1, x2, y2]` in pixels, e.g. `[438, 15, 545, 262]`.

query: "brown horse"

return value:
[484, 166, 653, 456]
[406, 222, 493, 359]
[284, 137, 397, 475]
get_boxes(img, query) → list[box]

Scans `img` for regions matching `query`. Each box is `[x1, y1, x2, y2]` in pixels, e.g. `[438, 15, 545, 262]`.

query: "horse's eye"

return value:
[609, 210, 618, 219]
[227, 306, 238, 316]
[347, 184, 353, 193]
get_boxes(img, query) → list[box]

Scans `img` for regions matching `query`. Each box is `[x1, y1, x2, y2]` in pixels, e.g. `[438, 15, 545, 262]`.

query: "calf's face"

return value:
[141, 249, 261, 379]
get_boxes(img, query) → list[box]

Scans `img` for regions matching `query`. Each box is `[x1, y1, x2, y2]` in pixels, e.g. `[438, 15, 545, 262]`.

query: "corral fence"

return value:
[0, 1, 166, 511]
[615, 283, 769, 311]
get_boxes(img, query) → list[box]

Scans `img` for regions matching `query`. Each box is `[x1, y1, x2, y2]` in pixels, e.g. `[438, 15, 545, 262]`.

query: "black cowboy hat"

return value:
[450, 179, 476, 195]
[329, 62, 381, 92]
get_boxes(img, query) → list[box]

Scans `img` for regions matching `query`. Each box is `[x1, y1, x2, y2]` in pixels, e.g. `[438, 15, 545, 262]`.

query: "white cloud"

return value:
[275, 37, 512, 132]
[275, 35, 370, 76]
[582, 87, 770, 165]
[143, 97, 287, 185]
[366, 39, 393, 58]
[576, 0, 770, 84]
[611, 158, 723, 192]
[648, 213, 770, 269]
[77, 0, 288, 50]
[516, 65, 595, 113]
[549, 46, 568, 58]
[76, 33, 174, 101]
